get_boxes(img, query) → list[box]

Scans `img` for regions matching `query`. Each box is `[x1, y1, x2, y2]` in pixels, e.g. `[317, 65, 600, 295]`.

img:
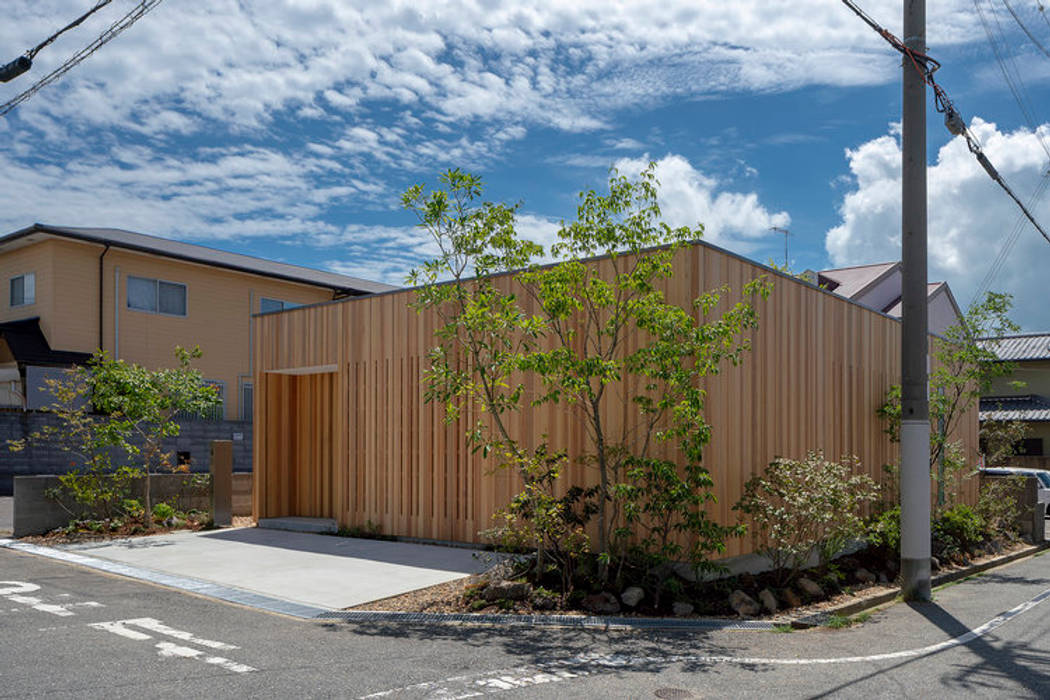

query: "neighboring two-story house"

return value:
[807, 261, 963, 335]
[0, 223, 394, 421]
[979, 333, 1050, 465]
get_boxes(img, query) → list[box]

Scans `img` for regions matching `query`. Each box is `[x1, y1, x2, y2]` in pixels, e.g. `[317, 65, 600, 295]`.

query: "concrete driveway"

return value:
[53, 526, 495, 610]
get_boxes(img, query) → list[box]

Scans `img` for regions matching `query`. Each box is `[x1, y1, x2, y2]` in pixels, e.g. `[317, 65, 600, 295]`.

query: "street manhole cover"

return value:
[654, 689, 694, 699]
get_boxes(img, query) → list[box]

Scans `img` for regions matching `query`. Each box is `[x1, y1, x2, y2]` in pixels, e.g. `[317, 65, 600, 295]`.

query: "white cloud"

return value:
[826, 119, 1050, 329]
[614, 154, 790, 253]
[1, 1, 993, 146]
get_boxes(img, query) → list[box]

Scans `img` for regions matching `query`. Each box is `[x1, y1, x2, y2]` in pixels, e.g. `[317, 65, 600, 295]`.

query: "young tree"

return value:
[409, 165, 772, 589]
[878, 291, 1020, 506]
[11, 347, 221, 526]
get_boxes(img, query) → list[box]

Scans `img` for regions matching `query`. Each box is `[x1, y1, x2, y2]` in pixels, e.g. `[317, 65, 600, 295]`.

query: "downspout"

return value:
[114, 266, 120, 358]
[98, 244, 110, 351]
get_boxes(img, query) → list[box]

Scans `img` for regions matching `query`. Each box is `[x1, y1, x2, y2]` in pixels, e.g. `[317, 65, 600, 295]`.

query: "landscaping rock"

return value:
[620, 586, 645, 608]
[878, 572, 889, 584]
[672, 601, 695, 617]
[483, 580, 532, 602]
[531, 590, 558, 610]
[854, 568, 876, 584]
[581, 592, 621, 614]
[782, 588, 802, 608]
[729, 590, 761, 617]
[930, 556, 941, 572]
[885, 558, 899, 574]
[797, 577, 824, 598]
[758, 588, 778, 614]
[673, 562, 699, 582]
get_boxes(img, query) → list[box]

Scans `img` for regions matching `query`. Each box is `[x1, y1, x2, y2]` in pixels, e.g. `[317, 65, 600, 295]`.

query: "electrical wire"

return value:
[974, 0, 1050, 161]
[26, 0, 114, 61]
[1040, 2, 1050, 32]
[0, 0, 165, 118]
[1000, 0, 1050, 58]
[839, 0, 1050, 248]
[970, 171, 1050, 306]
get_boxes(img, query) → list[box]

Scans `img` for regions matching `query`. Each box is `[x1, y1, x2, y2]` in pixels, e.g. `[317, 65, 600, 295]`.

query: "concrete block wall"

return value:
[13, 472, 253, 536]
[0, 409, 252, 495]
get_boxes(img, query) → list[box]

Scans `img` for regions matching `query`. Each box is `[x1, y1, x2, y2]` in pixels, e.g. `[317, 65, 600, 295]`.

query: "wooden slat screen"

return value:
[252, 242, 979, 556]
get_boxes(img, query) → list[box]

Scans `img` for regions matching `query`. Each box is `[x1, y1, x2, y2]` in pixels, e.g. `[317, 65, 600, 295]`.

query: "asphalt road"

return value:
[2, 546, 1050, 698]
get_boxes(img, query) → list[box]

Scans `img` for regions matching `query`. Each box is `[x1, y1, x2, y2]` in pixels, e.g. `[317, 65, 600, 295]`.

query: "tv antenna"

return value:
[770, 226, 791, 268]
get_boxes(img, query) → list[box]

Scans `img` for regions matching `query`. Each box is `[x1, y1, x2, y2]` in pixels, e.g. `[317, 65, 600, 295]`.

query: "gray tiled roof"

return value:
[980, 395, 1050, 422]
[2, 224, 397, 296]
[817, 262, 898, 298]
[979, 333, 1050, 362]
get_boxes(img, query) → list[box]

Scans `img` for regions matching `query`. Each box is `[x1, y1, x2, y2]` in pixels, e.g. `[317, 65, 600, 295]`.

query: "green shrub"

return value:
[933, 504, 984, 556]
[734, 451, 879, 584]
[867, 506, 901, 556]
[152, 502, 175, 522]
[976, 475, 1025, 540]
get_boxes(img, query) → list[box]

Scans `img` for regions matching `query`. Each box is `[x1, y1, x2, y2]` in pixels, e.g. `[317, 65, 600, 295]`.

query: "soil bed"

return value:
[346, 539, 1033, 622]
[21, 515, 254, 546]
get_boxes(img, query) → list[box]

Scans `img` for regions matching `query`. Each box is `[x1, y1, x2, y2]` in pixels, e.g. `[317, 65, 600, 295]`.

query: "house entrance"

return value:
[262, 368, 336, 519]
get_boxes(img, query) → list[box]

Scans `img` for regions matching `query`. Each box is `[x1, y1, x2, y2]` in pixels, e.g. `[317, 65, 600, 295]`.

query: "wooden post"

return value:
[210, 439, 233, 527]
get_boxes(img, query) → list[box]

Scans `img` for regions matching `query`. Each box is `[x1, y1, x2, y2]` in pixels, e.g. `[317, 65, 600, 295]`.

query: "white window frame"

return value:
[127, 275, 187, 317]
[10, 272, 35, 307]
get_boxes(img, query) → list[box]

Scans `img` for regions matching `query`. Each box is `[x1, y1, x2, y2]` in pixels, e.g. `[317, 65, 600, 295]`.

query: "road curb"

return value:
[0, 538, 330, 619]
[789, 542, 1050, 627]
[4, 536, 1046, 632]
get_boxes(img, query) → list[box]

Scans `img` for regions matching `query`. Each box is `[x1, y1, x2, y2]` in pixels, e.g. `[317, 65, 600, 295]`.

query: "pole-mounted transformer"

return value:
[0, 56, 32, 83]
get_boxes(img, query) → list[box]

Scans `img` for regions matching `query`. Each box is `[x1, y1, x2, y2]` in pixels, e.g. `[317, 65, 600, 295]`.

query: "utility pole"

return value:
[900, 0, 932, 602]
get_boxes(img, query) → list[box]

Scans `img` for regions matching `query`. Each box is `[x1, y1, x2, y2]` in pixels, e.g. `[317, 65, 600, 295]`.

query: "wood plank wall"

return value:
[252, 242, 980, 557]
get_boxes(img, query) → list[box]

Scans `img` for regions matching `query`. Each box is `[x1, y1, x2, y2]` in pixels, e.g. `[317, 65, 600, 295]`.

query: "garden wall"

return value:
[0, 410, 252, 495]
[12, 472, 252, 537]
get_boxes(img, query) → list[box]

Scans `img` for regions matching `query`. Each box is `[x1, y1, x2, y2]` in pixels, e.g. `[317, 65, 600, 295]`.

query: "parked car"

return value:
[980, 467, 1050, 507]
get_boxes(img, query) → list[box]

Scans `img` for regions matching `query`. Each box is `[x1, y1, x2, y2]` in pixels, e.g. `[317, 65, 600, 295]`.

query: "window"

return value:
[260, 298, 301, 313]
[127, 276, 186, 316]
[10, 272, 35, 307]
[239, 379, 253, 421]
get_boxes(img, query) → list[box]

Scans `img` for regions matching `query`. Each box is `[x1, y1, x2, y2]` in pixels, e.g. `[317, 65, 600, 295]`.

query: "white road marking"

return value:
[0, 581, 40, 595]
[0, 580, 104, 616]
[90, 617, 255, 674]
[155, 641, 256, 674]
[89, 621, 154, 641]
[121, 617, 238, 650]
[6, 594, 75, 617]
[360, 585, 1050, 698]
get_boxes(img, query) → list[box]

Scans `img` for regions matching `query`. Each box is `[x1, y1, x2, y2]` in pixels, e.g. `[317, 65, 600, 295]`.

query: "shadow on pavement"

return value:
[809, 597, 1050, 698]
[319, 620, 769, 679]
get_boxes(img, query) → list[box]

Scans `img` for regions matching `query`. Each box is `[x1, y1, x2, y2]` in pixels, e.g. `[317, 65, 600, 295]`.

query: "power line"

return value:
[839, 0, 1050, 248]
[970, 170, 1050, 306]
[1001, 0, 1050, 58]
[974, 0, 1050, 161]
[27, 0, 114, 61]
[1, 1, 113, 82]
[0, 0, 165, 118]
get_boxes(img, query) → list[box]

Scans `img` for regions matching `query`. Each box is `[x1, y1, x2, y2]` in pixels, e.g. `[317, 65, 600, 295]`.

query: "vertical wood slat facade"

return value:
[252, 242, 979, 557]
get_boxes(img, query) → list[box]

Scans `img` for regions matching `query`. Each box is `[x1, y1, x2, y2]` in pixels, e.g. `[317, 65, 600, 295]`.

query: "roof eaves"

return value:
[5, 224, 390, 296]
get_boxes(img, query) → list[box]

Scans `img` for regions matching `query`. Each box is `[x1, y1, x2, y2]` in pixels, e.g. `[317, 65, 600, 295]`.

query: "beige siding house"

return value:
[0, 224, 394, 419]
[981, 333, 1050, 462]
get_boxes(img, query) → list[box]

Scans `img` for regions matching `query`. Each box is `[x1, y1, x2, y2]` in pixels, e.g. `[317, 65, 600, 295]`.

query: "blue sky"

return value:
[3, 1, 1050, 329]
